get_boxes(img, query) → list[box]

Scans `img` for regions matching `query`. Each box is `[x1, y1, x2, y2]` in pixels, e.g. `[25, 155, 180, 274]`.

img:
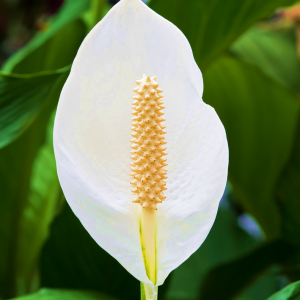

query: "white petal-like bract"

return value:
[54, 0, 228, 286]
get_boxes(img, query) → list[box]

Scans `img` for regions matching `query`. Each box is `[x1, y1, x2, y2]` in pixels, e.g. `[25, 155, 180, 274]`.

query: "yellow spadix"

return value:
[130, 75, 167, 211]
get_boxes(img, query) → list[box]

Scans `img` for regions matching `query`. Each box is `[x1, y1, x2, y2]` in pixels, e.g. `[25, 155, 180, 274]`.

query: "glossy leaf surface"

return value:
[0, 68, 69, 148]
[203, 55, 300, 237]
[267, 281, 300, 300]
[0, 74, 67, 299]
[231, 27, 300, 94]
[150, 0, 297, 69]
[0, 0, 90, 297]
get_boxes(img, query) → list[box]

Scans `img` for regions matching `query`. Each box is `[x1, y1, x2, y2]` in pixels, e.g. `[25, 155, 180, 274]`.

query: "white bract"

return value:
[54, 0, 228, 294]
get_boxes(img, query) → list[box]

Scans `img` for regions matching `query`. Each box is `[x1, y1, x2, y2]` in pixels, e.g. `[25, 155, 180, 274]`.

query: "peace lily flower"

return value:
[53, 0, 228, 299]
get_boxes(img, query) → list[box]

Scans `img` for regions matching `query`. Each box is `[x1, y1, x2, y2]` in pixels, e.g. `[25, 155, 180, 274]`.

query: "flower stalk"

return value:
[140, 209, 157, 300]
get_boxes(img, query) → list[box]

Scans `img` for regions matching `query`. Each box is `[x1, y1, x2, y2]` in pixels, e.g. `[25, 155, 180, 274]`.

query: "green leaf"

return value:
[231, 27, 300, 95]
[40, 204, 140, 300]
[149, 0, 297, 69]
[229, 24, 300, 255]
[0, 1, 102, 298]
[229, 25, 300, 280]
[15, 110, 64, 296]
[203, 55, 300, 237]
[0, 67, 69, 149]
[199, 239, 296, 300]
[266, 281, 300, 300]
[0, 1, 90, 292]
[10, 288, 117, 300]
[0, 73, 67, 299]
[0, 0, 89, 148]
[2, 0, 90, 73]
[0, 0, 91, 290]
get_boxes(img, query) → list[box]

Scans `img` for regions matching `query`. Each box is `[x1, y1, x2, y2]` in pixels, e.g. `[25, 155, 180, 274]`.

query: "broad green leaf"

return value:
[199, 239, 296, 300]
[0, 0, 89, 149]
[40, 204, 170, 300]
[0, 67, 69, 149]
[267, 281, 300, 300]
[10, 288, 117, 300]
[15, 110, 64, 296]
[248, 25, 300, 249]
[0, 1, 103, 298]
[203, 55, 300, 237]
[0, 73, 67, 299]
[0, 3, 89, 293]
[2, 0, 89, 73]
[231, 27, 300, 95]
[231, 26, 300, 276]
[149, 0, 297, 69]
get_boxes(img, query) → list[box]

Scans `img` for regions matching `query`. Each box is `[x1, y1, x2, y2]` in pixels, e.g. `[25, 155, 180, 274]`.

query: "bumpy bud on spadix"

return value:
[130, 75, 167, 210]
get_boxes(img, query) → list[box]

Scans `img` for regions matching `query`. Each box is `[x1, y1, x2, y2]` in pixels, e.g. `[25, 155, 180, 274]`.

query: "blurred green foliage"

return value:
[10, 289, 117, 300]
[266, 281, 300, 300]
[0, 0, 300, 300]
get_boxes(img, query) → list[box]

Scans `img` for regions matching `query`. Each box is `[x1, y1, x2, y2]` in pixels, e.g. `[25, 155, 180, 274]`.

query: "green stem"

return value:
[141, 282, 158, 300]
[140, 208, 158, 300]
[91, 0, 106, 28]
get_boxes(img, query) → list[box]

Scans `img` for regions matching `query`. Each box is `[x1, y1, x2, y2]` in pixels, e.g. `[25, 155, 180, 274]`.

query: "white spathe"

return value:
[54, 0, 228, 286]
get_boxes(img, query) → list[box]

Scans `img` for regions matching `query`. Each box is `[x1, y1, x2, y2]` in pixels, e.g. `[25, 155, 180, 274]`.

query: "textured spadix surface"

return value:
[131, 75, 168, 210]
[54, 0, 228, 286]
